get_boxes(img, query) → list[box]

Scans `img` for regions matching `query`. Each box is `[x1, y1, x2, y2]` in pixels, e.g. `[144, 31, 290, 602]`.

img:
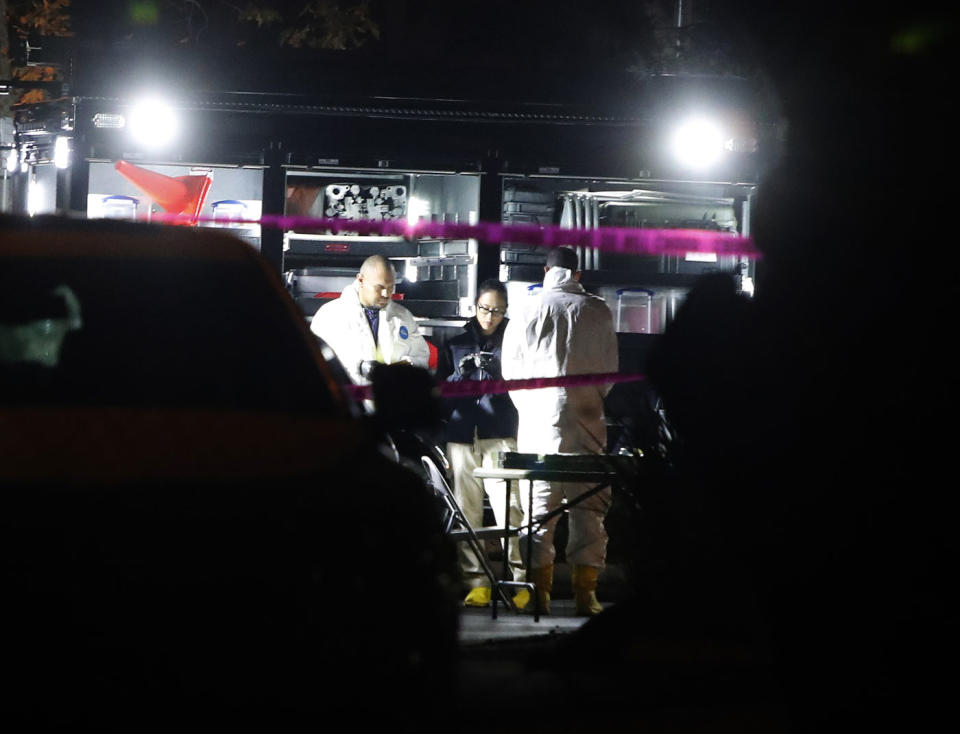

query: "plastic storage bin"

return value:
[211, 199, 248, 227]
[616, 288, 658, 334]
[102, 195, 139, 220]
[504, 281, 541, 320]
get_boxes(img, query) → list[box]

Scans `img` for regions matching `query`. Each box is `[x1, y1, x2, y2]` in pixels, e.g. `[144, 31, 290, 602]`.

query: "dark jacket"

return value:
[438, 317, 518, 443]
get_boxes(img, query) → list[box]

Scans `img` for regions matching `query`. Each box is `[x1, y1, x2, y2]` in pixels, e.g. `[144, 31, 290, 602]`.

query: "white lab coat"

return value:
[310, 281, 430, 385]
[501, 266, 619, 568]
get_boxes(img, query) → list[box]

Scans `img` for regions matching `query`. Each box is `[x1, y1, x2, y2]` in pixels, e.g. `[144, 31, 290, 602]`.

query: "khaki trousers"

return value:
[447, 436, 525, 588]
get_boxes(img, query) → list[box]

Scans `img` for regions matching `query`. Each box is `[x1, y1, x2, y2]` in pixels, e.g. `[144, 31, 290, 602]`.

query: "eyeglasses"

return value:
[477, 304, 506, 317]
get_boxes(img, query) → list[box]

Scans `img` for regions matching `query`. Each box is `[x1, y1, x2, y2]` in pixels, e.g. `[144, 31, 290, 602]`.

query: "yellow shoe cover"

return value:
[572, 565, 604, 617]
[512, 588, 531, 610]
[463, 586, 492, 607]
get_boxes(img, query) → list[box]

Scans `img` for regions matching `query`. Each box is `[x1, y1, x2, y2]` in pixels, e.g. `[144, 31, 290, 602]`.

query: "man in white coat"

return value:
[310, 255, 429, 388]
[501, 246, 619, 616]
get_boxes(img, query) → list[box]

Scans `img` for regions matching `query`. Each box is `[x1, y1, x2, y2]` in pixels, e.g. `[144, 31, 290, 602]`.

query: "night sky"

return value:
[60, 2, 951, 108]
[63, 2, 787, 82]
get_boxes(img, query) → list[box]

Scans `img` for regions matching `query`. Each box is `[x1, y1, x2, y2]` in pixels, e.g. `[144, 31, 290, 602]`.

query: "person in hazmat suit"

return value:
[310, 254, 429, 389]
[501, 246, 619, 616]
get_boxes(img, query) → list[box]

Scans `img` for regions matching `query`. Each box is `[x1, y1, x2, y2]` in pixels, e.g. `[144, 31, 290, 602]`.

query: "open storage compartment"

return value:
[84, 160, 264, 250]
[500, 175, 755, 336]
[282, 169, 480, 323]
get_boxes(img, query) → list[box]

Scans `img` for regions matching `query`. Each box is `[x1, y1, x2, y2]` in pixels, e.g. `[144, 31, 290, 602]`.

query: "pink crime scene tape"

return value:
[345, 371, 646, 403]
[148, 213, 760, 259]
[143, 214, 738, 401]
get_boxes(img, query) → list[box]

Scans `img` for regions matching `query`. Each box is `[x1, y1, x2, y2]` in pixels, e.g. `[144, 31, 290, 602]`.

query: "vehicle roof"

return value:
[0, 214, 265, 262]
[1, 214, 350, 422]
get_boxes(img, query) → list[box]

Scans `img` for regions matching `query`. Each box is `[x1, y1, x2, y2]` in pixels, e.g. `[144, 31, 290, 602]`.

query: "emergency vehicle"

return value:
[3, 36, 774, 375]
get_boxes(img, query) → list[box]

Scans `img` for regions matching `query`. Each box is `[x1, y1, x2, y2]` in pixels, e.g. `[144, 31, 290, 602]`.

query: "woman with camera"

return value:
[438, 279, 527, 608]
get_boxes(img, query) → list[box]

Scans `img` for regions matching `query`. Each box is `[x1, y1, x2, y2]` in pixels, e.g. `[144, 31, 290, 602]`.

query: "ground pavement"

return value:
[450, 562, 788, 734]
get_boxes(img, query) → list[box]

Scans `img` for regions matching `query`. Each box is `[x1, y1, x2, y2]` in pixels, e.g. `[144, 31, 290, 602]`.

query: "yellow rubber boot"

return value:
[571, 565, 604, 617]
[527, 564, 554, 615]
[463, 586, 491, 607]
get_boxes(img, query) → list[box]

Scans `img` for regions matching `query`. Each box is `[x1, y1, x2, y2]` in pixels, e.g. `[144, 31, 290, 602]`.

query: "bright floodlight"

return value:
[128, 98, 178, 148]
[671, 117, 725, 169]
[27, 177, 43, 216]
[54, 136, 70, 169]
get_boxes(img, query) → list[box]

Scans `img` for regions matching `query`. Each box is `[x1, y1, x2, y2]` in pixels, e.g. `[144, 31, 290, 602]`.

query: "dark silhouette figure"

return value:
[533, 4, 957, 732]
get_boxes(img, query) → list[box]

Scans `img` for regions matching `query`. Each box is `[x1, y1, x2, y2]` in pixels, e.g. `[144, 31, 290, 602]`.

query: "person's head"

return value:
[475, 279, 508, 336]
[357, 255, 396, 310]
[545, 247, 580, 280]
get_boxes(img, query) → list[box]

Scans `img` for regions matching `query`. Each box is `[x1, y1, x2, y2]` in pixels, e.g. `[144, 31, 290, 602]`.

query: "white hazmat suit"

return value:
[501, 266, 619, 570]
[310, 281, 429, 385]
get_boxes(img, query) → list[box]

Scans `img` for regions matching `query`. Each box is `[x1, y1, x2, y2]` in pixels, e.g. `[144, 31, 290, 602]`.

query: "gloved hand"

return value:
[458, 353, 479, 376]
[358, 360, 379, 380]
[479, 352, 502, 378]
[475, 352, 496, 372]
[458, 352, 500, 377]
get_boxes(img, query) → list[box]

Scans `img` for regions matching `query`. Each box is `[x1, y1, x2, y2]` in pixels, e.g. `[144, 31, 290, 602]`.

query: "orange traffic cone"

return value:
[114, 160, 212, 225]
